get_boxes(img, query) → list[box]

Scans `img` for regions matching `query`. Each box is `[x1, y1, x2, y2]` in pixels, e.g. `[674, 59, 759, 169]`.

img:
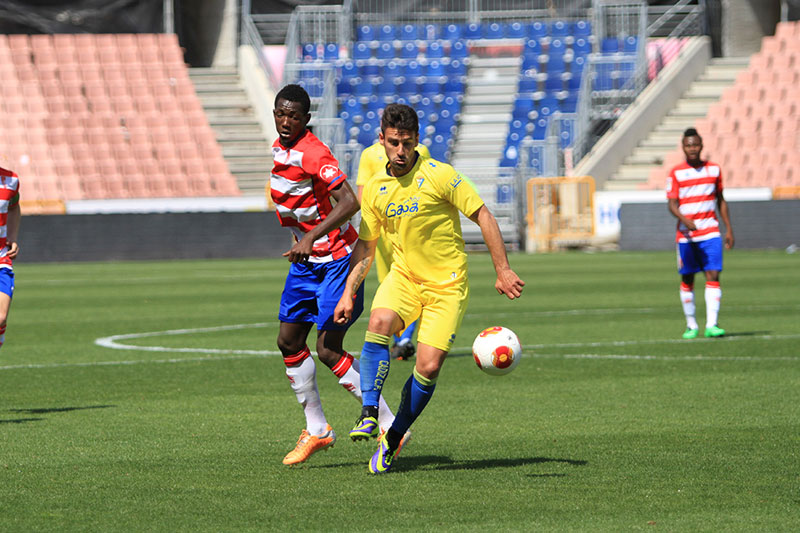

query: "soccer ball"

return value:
[472, 326, 522, 376]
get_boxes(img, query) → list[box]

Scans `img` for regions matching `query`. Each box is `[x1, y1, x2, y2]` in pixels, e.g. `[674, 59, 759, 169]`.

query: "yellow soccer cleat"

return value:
[282, 425, 336, 466]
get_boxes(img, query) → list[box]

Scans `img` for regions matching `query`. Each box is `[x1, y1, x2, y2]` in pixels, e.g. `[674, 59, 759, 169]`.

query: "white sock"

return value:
[285, 350, 327, 436]
[332, 354, 395, 431]
[705, 281, 722, 328]
[680, 282, 698, 330]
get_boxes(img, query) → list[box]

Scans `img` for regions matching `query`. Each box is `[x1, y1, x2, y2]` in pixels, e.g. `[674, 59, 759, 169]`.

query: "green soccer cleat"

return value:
[682, 328, 699, 339]
[349, 415, 379, 441]
[704, 325, 726, 338]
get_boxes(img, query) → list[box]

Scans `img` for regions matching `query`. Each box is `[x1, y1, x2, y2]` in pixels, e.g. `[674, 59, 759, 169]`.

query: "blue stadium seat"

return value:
[357, 25, 376, 42]
[594, 64, 615, 90]
[397, 76, 418, 97]
[378, 24, 397, 42]
[538, 96, 559, 117]
[359, 62, 379, 78]
[400, 24, 422, 41]
[376, 42, 394, 60]
[446, 59, 467, 77]
[506, 22, 526, 39]
[425, 60, 445, 77]
[464, 22, 481, 40]
[442, 23, 463, 42]
[441, 95, 461, 117]
[518, 74, 538, 94]
[549, 38, 566, 57]
[426, 40, 444, 59]
[508, 118, 526, 137]
[573, 20, 592, 37]
[420, 77, 442, 95]
[400, 41, 418, 59]
[323, 43, 339, 61]
[618, 60, 636, 88]
[601, 38, 620, 53]
[512, 96, 535, 120]
[527, 21, 547, 40]
[560, 92, 578, 113]
[353, 78, 372, 98]
[340, 61, 357, 80]
[623, 35, 639, 53]
[544, 74, 564, 93]
[550, 20, 569, 38]
[573, 37, 591, 57]
[450, 39, 469, 59]
[418, 96, 435, 116]
[547, 53, 566, 74]
[442, 77, 464, 94]
[524, 38, 542, 57]
[483, 22, 503, 39]
[353, 42, 371, 61]
[532, 117, 549, 140]
[403, 60, 422, 78]
[521, 54, 541, 73]
[567, 69, 583, 91]
[383, 61, 401, 79]
[358, 122, 375, 146]
[302, 43, 317, 61]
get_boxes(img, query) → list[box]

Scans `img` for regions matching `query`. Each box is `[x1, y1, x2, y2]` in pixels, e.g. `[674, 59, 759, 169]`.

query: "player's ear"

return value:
[379, 130, 385, 145]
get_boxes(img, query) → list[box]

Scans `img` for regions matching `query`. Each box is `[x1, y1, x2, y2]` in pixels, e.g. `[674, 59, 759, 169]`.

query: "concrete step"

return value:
[604, 178, 647, 191]
[624, 152, 667, 166]
[614, 165, 654, 180]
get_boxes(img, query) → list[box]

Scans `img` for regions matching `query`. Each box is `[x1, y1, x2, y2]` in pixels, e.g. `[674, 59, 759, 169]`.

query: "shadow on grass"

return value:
[7, 405, 115, 415]
[721, 331, 771, 338]
[397, 455, 587, 473]
[0, 417, 44, 424]
[1, 405, 115, 426]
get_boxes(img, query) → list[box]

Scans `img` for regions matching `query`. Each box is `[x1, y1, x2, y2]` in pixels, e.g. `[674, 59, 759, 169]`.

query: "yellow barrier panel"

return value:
[20, 199, 66, 215]
[773, 186, 800, 199]
[526, 176, 595, 252]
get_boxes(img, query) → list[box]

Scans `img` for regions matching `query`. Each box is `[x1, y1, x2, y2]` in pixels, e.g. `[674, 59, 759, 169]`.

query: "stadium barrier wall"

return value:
[20, 212, 291, 263]
[619, 199, 800, 251]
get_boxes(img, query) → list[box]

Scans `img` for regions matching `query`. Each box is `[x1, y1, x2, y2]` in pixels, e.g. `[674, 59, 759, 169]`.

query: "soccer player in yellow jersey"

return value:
[334, 104, 525, 474]
[356, 141, 431, 360]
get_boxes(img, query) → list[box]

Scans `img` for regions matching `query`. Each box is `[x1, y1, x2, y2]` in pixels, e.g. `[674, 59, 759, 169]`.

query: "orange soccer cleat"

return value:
[282, 425, 336, 465]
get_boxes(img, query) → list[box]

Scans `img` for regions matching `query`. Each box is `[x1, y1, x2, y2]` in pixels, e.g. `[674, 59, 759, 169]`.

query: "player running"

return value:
[269, 85, 395, 465]
[334, 104, 525, 474]
[667, 128, 734, 339]
[0, 166, 20, 352]
[355, 141, 431, 361]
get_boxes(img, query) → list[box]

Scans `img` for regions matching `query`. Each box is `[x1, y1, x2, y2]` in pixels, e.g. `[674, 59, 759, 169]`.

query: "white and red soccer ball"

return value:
[472, 326, 522, 376]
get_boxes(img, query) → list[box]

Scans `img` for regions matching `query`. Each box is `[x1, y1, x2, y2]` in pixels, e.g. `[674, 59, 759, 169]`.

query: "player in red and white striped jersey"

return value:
[667, 128, 734, 339]
[0, 166, 21, 351]
[269, 85, 395, 465]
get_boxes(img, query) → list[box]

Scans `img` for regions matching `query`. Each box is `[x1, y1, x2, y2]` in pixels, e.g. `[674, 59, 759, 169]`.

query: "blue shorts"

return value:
[0, 268, 14, 298]
[279, 255, 363, 331]
[677, 237, 723, 275]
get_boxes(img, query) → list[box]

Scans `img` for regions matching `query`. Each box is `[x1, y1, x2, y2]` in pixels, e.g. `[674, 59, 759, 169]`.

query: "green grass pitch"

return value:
[1, 250, 798, 531]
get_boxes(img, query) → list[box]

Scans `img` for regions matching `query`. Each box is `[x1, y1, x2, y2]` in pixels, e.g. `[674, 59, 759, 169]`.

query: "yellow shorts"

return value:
[371, 269, 469, 352]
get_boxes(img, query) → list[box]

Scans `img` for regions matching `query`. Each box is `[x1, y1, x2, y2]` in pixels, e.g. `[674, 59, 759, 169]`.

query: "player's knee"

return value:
[314, 344, 339, 367]
[367, 311, 397, 336]
[276, 334, 305, 356]
[414, 359, 442, 381]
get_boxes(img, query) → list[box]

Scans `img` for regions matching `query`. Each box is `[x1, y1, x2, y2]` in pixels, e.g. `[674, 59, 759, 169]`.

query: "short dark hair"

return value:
[381, 103, 419, 134]
[683, 127, 701, 140]
[275, 84, 311, 115]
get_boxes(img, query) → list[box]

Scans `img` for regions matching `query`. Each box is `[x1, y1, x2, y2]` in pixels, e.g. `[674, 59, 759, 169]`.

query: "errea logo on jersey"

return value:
[449, 175, 462, 189]
[320, 165, 339, 180]
[379, 186, 388, 195]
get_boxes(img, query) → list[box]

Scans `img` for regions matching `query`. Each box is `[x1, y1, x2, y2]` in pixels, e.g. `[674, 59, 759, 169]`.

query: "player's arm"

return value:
[5, 198, 20, 260]
[284, 180, 359, 263]
[333, 237, 378, 324]
[717, 191, 734, 249]
[468, 204, 525, 300]
[667, 198, 697, 231]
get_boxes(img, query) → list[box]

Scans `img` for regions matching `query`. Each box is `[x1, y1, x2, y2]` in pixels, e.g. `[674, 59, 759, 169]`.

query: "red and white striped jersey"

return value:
[270, 130, 357, 262]
[666, 160, 723, 243]
[0, 167, 20, 268]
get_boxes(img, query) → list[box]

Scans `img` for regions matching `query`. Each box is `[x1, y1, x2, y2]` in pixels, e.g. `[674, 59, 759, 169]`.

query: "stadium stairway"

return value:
[603, 56, 749, 190]
[449, 55, 519, 175]
[189, 67, 271, 194]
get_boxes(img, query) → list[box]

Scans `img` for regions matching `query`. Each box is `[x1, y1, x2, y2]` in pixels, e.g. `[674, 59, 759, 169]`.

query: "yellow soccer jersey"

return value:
[356, 142, 431, 187]
[360, 155, 484, 286]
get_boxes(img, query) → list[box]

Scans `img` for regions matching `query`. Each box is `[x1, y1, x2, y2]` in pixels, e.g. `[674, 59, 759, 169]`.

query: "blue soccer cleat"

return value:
[369, 432, 396, 474]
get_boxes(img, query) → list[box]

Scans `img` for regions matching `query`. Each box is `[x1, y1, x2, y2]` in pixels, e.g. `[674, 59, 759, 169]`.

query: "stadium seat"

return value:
[527, 21, 547, 40]
[378, 24, 397, 42]
[550, 20, 569, 38]
[483, 22, 504, 40]
[426, 40, 444, 59]
[357, 25, 376, 42]
[450, 40, 470, 59]
[376, 42, 394, 60]
[400, 41, 419, 59]
[463, 23, 482, 40]
[601, 38, 620, 53]
[573, 20, 592, 37]
[400, 24, 422, 41]
[441, 23, 463, 42]
[505, 22, 526, 39]
[623, 36, 639, 53]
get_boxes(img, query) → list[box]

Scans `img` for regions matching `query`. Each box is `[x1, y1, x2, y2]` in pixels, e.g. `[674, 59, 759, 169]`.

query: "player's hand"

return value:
[725, 231, 735, 249]
[333, 297, 353, 325]
[6, 242, 18, 260]
[683, 219, 697, 231]
[283, 238, 313, 263]
[495, 268, 524, 300]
